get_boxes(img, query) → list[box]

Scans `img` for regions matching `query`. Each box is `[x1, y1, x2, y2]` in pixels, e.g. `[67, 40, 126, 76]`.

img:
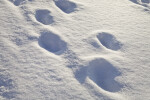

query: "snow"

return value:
[0, 0, 150, 100]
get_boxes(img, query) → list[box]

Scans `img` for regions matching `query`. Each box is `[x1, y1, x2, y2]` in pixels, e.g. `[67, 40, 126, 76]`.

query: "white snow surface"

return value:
[0, 0, 150, 100]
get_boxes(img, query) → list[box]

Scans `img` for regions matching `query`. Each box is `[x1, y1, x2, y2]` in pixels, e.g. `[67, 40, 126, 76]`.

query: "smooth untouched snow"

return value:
[0, 0, 150, 100]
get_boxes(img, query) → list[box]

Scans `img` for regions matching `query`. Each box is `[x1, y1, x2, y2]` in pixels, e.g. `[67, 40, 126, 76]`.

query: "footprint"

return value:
[9, 0, 26, 6]
[130, 0, 139, 3]
[75, 66, 87, 84]
[35, 9, 54, 25]
[130, 0, 150, 4]
[87, 58, 122, 92]
[141, 0, 150, 8]
[0, 72, 16, 99]
[130, 0, 150, 9]
[75, 58, 123, 92]
[54, 0, 77, 14]
[141, 0, 150, 3]
[97, 32, 122, 51]
[38, 31, 67, 54]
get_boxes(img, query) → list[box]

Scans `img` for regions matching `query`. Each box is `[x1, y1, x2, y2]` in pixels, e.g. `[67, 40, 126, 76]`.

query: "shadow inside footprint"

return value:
[130, 0, 150, 8]
[75, 58, 123, 92]
[35, 9, 54, 25]
[141, 0, 150, 3]
[75, 66, 87, 84]
[9, 0, 32, 6]
[97, 32, 122, 51]
[38, 31, 67, 54]
[9, 0, 25, 6]
[54, 0, 77, 14]
[130, 0, 150, 4]
[130, 0, 139, 3]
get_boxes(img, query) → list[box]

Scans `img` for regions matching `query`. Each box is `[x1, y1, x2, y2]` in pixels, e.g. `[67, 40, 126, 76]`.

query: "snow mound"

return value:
[54, 0, 77, 13]
[38, 31, 67, 54]
[97, 32, 122, 51]
[35, 9, 54, 25]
